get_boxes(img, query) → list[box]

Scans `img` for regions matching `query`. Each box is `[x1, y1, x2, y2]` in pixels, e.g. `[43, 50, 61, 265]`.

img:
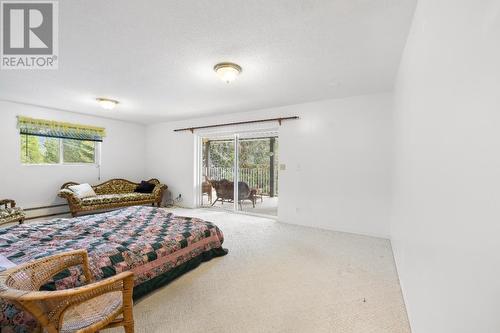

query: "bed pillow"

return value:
[135, 181, 155, 193]
[68, 183, 97, 198]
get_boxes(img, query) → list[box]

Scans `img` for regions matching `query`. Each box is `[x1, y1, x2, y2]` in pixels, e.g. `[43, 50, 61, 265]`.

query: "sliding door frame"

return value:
[194, 128, 279, 219]
[233, 134, 239, 212]
[194, 133, 239, 211]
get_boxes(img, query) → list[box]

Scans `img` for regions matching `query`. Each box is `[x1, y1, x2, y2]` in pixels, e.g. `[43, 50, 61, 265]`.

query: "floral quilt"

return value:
[0, 206, 227, 332]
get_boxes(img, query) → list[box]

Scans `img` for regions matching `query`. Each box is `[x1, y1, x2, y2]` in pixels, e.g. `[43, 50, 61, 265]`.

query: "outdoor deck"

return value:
[202, 191, 278, 216]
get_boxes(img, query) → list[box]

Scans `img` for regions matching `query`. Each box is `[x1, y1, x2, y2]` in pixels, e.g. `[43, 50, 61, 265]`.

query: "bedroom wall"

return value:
[146, 93, 393, 238]
[391, 1, 500, 332]
[0, 101, 147, 216]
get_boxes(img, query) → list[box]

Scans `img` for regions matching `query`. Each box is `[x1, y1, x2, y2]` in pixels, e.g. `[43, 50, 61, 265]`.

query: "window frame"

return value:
[20, 134, 101, 166]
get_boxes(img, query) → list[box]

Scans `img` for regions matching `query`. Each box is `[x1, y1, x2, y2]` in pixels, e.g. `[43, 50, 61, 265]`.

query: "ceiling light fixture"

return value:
[96, 97, 119, 110]
[214, 62, 242, 83]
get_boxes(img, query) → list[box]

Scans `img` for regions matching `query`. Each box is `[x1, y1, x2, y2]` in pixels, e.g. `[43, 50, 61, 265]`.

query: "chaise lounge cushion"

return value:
[68, 183, 97, 199]
[134, 181, 155, 193]
[80, 193, 153, 206]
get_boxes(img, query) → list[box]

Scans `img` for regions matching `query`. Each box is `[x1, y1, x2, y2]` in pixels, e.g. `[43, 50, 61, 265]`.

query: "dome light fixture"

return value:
[96, 97, 119, 110]
[214, 62, 242, 83]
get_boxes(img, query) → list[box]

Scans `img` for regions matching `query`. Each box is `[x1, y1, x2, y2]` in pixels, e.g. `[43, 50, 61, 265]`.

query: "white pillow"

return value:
[68, 183, 97, 199]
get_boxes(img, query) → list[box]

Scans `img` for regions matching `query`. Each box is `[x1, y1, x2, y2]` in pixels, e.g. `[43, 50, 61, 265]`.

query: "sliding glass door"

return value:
[199, 131, 279, 217]
[237, 135, 278, 215]
[201, 136, 236, 211]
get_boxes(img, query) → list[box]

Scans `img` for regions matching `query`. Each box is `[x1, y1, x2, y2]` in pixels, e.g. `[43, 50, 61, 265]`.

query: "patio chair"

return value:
[210, 179, 254, 208]
[0, 249, 135, 333]
[251, 188, 263, 203]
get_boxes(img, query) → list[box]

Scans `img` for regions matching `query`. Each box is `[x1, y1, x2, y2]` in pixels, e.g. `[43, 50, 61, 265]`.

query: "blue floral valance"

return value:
[17, 116, 106, 142]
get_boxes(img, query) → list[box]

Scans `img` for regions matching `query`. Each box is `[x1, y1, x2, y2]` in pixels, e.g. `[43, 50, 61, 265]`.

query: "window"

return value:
[17, 116, 105, 165]
[20, 135, 98, 165]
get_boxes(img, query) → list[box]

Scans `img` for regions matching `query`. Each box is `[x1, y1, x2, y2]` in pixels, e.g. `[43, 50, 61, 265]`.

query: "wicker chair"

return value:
[0, 249, 135, 333]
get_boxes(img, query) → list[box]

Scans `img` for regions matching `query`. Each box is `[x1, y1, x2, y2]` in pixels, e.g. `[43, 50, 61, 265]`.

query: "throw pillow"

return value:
[68, 183, 97, 199]
[135, 181, 155, 193]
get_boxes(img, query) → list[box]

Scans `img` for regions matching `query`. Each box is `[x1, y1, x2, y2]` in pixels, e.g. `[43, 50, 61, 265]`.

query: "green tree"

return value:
[204, 138, 278, 169]
[20, 135, 60, 164]
[207, 141, 234, 169]
[63, 139, 95, 163]
[44, 137, 60, 163]
[21, 135, 43, 163]
[238, 139, 271, 168]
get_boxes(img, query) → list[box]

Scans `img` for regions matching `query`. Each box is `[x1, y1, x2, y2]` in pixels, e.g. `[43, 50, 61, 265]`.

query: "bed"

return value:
[0, 206, 227, 332]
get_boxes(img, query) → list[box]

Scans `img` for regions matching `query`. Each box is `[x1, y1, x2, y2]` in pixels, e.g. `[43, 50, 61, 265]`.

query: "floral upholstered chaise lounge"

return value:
[59, 178, 167, 216]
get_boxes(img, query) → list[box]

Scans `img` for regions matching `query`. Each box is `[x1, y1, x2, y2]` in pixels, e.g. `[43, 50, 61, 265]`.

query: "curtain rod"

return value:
[205, 136, 278, 143]
[173, 116, 299, 133]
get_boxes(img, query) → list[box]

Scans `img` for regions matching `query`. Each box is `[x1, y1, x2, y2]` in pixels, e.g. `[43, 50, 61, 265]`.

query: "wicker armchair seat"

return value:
[59, 178, 167, 217]
[60, 291, 123, 333]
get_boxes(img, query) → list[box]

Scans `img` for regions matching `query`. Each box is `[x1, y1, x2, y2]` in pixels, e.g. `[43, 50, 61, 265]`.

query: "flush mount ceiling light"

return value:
[214, 62, 242, 83]
[96, 97, 119, 110]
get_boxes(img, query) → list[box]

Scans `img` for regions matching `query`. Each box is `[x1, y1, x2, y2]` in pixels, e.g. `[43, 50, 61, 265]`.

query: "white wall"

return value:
[391, 1, 500, 332]
[147, 93, 393, 238]
[0, 101, 147, 214]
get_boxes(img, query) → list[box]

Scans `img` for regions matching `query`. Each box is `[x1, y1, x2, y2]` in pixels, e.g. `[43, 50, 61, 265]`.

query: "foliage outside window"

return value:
[63, 139, 96, 163]
[203, 138, 278, 169]
[21, 135, 97, 164]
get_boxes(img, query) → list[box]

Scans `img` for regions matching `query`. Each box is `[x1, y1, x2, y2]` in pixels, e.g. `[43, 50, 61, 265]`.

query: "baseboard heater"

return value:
[23, 204, 70, 220]
[24, 203, 68, 212]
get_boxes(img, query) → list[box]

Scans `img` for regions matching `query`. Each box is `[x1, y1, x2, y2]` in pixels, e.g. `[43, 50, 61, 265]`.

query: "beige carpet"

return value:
[104, 208, 410, 333]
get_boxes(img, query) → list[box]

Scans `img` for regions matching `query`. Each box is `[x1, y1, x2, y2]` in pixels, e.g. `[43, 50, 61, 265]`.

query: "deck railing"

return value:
[205, 166, 278, 196]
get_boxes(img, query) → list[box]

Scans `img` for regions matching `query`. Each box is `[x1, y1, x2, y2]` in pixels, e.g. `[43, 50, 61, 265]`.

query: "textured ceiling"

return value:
[0, 0, 416, 124]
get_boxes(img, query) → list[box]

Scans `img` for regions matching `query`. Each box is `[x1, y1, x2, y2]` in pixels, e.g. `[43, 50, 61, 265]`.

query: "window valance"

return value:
[17, 116, 106, 142]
